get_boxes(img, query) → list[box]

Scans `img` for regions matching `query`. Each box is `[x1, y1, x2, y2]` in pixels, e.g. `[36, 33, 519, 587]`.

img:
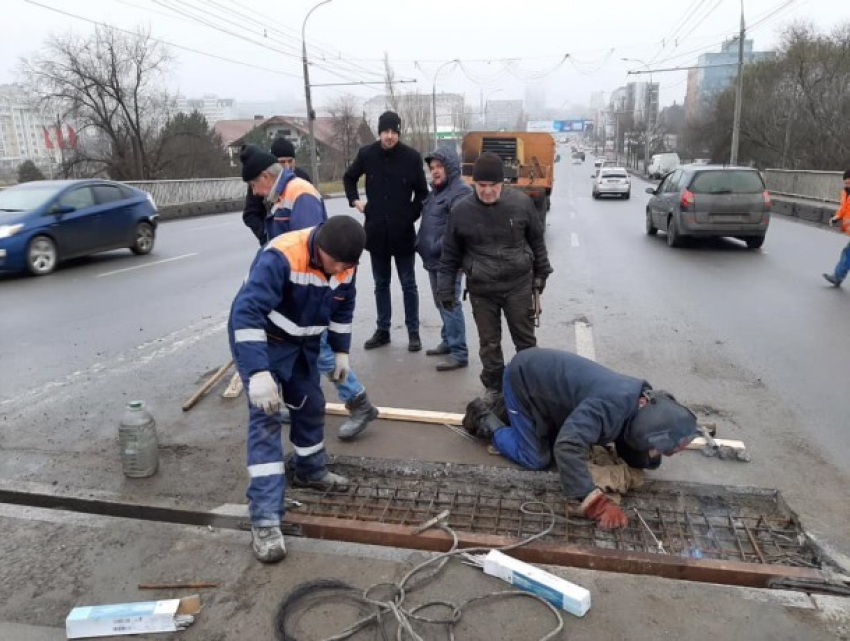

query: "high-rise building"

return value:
[684, 39, 774, 118]
[485, 99, 524, 130]
[0, 84, 53, 175]
[176, 94, 238, 125]
[626, 81, 660, 127]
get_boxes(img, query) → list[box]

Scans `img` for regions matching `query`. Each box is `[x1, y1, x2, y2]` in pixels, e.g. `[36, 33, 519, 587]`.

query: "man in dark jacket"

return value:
[463, 348, 699, 530]
[343, 111, 429, 352]
[437, 152, 552, 392]
[242, 137, 312, 246]
[415, 146, 472, 371]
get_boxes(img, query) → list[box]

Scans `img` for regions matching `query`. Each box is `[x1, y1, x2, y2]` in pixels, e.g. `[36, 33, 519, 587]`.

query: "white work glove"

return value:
[248, 371, 281, 415]
[330, 353, 350, 383]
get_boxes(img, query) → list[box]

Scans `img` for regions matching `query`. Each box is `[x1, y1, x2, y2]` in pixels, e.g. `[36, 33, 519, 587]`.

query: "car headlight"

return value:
[0, 224, 23, 239]
[145, 192, 158, 210]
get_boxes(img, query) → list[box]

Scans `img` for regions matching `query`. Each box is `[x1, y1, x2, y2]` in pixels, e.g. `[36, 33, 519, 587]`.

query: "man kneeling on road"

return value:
[462, 347, 699, 530]
[228, 215, 366, 563]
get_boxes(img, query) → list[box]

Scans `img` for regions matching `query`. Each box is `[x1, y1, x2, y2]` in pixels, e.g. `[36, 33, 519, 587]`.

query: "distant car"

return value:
[644, 165, 771, 249]
[647, 153, 681, 179]
[593, 159, 618, 178]
[593, 167, 631, 199]
[0, 179, 159, 276]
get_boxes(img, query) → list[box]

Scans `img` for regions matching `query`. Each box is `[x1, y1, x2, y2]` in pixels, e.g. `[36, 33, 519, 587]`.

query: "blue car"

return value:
[0, 179, 159, 276]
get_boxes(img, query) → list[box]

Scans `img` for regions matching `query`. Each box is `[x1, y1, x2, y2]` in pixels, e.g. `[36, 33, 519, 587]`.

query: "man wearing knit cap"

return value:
[343, 111, 429, 352]
[228, 215, 366, 563]
[438, 151, 552, 394]
[239, 142, 380, 442]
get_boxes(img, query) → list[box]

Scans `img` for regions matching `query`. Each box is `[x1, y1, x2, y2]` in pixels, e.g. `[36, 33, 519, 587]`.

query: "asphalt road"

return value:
[2, 151, 850, 560]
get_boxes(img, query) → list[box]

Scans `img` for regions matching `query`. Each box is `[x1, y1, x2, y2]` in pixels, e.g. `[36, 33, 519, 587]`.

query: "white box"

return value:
[482, 550, 591, 617]
[66, 595, 200, 639]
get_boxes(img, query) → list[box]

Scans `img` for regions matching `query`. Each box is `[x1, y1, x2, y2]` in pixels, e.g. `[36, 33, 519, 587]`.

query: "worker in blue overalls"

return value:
[239, 143, 379, 440]
[229, 212, 366, 563]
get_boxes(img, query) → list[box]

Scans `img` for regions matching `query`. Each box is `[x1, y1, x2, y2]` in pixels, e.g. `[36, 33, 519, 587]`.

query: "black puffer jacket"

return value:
[415, 147, 472, 271]
[343, 141, 428, 257]
[437, 186, 551, 298]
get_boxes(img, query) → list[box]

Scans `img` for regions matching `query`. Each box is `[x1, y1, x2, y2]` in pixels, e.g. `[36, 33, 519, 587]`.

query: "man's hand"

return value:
[532, 277, 546, 294]
[439, 296, 456, 311]
[248, 371, 281, 415]
[353, 200, 366, 214]
[581, 488, 629, 530]
[830, 216, 841, 227]
[330, 353, 350, 383]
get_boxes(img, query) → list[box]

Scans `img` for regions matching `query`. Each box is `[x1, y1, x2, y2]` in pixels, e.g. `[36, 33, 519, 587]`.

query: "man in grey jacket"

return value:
[438, 152, 552, 392]
[415, 147, 472, 371]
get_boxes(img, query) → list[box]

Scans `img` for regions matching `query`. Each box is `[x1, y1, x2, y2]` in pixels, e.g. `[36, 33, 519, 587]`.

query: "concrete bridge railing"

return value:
[125, 178, 245, 219]
[762, 169, 843, 203]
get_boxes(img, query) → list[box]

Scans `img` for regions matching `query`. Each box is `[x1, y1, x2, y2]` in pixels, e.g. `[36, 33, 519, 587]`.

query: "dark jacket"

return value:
[437, 186, 552, 298]
[415, 147, 472, 271]
[343, 141, 428, 257]
[506, 348, 656, 499]
[242, 166, 312, 245]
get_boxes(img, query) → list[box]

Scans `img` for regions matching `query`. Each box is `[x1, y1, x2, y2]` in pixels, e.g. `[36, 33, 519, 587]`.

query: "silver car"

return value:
[645, 165, 771, 248]
[592, 167, 631, 199]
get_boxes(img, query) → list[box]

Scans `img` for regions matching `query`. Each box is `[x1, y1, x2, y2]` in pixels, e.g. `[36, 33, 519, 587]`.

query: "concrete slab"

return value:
[1, 503, 848, 641]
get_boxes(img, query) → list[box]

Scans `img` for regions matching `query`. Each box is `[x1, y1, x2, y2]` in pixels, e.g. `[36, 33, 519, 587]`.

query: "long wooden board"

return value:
[324, 403, 747, 451]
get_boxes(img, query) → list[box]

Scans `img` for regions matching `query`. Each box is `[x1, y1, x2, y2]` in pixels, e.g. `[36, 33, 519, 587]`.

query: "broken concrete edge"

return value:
[155, 192, 346, 222]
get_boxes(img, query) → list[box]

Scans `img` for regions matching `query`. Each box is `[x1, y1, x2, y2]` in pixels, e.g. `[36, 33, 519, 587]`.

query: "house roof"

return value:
[214, 119, 264, 146]
[228, 115, 374, 152]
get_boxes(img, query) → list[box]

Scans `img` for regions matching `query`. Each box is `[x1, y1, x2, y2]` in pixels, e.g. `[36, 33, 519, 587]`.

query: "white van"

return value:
[648, 153, 680, 179]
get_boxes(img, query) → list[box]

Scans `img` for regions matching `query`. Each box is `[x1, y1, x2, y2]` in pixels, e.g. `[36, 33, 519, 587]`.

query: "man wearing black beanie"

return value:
[437, 151, 552, 394]
[343, 111, 428, 353]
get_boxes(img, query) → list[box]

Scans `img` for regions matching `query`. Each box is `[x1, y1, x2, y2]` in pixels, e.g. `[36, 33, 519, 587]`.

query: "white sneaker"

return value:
[251, 526, 286, 563]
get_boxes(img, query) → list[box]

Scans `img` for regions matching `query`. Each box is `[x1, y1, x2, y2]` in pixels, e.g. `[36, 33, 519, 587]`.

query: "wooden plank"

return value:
[221, 372, 243, 399]
[182, 360, 233, 412]
[325, 403, 747, 452]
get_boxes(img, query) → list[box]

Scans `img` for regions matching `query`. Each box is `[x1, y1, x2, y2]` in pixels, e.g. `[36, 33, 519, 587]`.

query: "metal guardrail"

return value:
[125, 178, 244, 207]
[762, 169, 843, 203]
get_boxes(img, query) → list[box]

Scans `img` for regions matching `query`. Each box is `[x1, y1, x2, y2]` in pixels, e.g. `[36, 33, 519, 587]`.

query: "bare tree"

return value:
[21, 26, 172, 180]
[328, 94, 360, 169]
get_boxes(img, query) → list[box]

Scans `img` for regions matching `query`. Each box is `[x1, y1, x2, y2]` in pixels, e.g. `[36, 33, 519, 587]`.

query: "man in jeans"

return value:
[343, 111, 429, 352]
[823, 169, 850, 287]
[416, 146, 472, 371]
[438, 152, 552, 393]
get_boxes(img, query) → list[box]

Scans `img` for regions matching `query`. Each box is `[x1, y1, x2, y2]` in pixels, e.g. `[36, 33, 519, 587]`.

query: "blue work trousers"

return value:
[833, 240, 850, 283]
[491, 371, 552, 471]
[427, 270, 468, 362]
[317, 330, 364, 402]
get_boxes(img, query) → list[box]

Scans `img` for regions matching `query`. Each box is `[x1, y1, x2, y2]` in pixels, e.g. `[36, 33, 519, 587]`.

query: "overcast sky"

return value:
[1, 0, 843, 116]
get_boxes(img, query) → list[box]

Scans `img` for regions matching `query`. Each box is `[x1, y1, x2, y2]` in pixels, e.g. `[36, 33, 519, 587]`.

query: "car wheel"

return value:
[592, 191, 598, 199]
[745, 235, 765, 249]
[27, 235, 58, 276]
[645, 210, 658, 236]
[667, 216, 684, 248]
[131, 222, 155, 255]
[623, 191, 631, 200]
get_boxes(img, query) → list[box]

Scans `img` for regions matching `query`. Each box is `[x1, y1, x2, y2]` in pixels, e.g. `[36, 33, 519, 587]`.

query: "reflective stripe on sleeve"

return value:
[234, 328, 267, 343]
[293, 442, 325, 457]
[268, 310, 326, 336]
[328, 321, 352, 334]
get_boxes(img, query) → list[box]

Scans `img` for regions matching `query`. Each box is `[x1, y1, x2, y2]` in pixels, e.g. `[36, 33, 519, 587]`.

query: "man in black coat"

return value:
[437, 152, 552, 392]
[463, 348, 699, 530]
[343, 111, 429, 352]
[242, 137, 312, 246]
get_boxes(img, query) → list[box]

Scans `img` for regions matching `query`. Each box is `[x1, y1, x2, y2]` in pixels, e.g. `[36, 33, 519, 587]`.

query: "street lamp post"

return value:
[730, 0, 746, 165]
[622, 57, 655, 174]
[302, 0, 333, 184]
[432, 60, 458, 148]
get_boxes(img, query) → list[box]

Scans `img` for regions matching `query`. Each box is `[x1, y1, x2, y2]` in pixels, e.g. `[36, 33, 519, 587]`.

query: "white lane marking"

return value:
[97, 253, 198, 277]
[574, 321, 596, 361]
[0, 314, 227, 410]
[571, 233, 579, 247]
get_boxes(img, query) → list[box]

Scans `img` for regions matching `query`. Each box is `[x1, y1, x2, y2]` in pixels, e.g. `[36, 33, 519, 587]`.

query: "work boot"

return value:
[823, 273, 842, 287]
[408, 332, 422, 352]
[436, 357, 468, 372]
[338, 391, 379, 441]
[251, 526, 286, 563]
[426, 343, 450, 356]
[364, 329, 390, 349]
[292, 470, 350, 492]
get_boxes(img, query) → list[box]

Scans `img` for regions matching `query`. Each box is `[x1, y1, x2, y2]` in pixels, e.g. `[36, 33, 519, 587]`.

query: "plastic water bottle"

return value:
[118, 401, 159, 478]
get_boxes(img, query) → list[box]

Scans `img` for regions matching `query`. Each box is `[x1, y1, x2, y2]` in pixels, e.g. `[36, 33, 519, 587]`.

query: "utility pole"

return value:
[431, 60, 458, 149]
[730, 0, 745, 165]
[302, 0, 332, 185]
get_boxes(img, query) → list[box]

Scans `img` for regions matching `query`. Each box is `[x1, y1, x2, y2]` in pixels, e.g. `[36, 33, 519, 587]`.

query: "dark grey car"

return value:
[645, 165, 771, 249]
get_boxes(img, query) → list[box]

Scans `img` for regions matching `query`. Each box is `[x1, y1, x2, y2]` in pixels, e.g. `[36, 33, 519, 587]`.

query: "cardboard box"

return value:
[66, 594, 200, 639]
[483, 550, 591, 617]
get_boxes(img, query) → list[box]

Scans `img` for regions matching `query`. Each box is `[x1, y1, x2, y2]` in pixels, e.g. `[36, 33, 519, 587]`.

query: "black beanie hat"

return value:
[472, 152, 505, 183]
[316, 216, 367, 264]
[378, 111, 401, 134]
[270, 136, 296, 158]
[240, 144, 278, 182]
